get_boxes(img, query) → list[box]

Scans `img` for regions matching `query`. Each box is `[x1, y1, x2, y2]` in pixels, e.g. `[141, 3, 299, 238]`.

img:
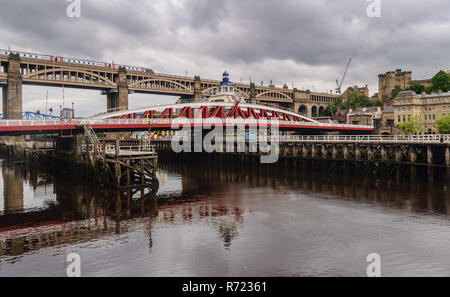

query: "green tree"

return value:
[406, 82, 426, 94]
[391, 85, 403, 99]
[369, 99, 382, 107]
[431, 70, 450, 92]
[436, 114, 450, 134]
[425, 86, 433, 94]
[345, 91, 372, 109]
[397, 116, 425, 135]
[325, 102, 337, 117]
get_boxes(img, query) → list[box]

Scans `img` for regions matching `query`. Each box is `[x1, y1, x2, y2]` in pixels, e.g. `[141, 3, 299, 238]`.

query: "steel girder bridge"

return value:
[0, 102, 373, 136]
[0, 111, 60, 120]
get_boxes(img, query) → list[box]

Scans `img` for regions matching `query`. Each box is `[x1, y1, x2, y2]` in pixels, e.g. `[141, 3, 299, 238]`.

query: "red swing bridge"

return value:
[0, 102, 374, 136]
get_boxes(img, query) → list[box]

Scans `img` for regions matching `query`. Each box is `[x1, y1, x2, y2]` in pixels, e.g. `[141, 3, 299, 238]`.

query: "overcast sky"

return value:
[0, 0, 449, 116]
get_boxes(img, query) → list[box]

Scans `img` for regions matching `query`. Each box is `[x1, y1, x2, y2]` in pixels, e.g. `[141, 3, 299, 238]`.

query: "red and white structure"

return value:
[0, 102, 374, 135]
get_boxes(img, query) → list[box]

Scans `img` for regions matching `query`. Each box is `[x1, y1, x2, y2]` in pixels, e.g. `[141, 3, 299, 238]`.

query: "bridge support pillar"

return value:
[311, 144, 317, 158]
[343, 145, 349, 159]
[302, 145, 308, 158]
[367, 146, 374, 160]
[332, 145, 338, 159]
[249, 82, 256, 104]
[381, 146, 387, 161]
[194, 76, 202, 103]
[427, 145, 433, 165]
[3, 54, 22, 119]
[104, 67, 128, 113]
[321, 145, 327, 159]
[409, 145, 417, 163]
[445, 147, 450, 166]
[395, 147, 402, 162]
[292, 145, 299, 157]
[355, 145, 361, 161]
[105, 90, 128, 113]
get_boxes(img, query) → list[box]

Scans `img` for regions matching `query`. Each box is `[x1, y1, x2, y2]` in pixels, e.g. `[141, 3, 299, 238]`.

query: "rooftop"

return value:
[424, 91, 450, 98]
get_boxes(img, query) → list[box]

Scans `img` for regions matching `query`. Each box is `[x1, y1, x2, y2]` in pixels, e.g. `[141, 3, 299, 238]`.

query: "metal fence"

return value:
[278, 134, 450, 144]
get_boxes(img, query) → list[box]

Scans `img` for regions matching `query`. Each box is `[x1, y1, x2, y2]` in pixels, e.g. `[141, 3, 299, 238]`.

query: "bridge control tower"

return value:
[207, 71, 245, 103]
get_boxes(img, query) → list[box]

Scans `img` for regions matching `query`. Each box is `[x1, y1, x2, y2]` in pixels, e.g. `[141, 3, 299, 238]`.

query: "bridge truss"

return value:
[0, 102, 373, 135]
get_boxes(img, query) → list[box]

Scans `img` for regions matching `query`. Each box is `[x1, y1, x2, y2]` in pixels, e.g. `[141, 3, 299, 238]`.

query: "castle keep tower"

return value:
[378, 69, 412, 103]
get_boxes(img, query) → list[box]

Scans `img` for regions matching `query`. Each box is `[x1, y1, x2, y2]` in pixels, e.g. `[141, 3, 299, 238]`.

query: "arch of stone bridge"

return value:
[256, 90, 292, 100]
[87, 102, 320, 124]
[128, 78, 193, 92]
[201, 86, 250, 98]
[23, 68, 116, 86]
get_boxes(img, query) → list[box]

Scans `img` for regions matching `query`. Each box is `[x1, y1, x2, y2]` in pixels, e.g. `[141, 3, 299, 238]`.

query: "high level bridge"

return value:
[0, 50, 338, 119]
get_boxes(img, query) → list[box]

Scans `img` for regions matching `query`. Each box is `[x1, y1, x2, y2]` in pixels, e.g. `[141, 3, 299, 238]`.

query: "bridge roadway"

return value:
[0, 102, 374, 135]
[0, 50, 339, 119]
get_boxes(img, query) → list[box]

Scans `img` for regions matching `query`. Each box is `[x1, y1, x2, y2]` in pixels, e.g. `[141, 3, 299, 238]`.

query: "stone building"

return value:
[347, 106, 382, 126]
[378, 69, 433, 103]
[382, 105, 395, 128]
[394, 90, 450, 134]
[334, 108, 350, 123]
[341, 85, 369, 102]
[293, 89, 339, 118]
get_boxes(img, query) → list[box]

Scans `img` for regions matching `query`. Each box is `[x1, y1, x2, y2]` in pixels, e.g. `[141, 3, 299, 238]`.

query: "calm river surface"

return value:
[0, 155, 449, 277]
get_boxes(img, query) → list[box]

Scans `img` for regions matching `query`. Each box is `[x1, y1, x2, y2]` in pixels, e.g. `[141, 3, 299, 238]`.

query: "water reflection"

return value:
[0, 158, 246, 259]
[0, 154, 449, 276]
[158, 154, 450, 217]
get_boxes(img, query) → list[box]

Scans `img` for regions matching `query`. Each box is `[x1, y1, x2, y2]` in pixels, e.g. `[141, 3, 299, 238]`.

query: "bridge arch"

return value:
[298, 105, 308, 116]
[319, 106, 325, 117]
[129, 78, 193, 92]
[256, 90, 292, 100]
[201, 86, 250, 99]
[89, 102, 320, 124]
[23, 68, 116, 86]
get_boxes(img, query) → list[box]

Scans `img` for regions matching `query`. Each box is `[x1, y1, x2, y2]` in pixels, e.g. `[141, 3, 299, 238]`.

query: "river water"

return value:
[0, 155, 449, 277]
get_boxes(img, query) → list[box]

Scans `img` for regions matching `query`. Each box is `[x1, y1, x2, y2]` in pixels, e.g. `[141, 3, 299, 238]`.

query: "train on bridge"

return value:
[1, 49, 153, 73]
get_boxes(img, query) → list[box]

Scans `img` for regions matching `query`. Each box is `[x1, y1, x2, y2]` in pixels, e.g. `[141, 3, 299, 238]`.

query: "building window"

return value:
[398, 116, 401, 122]
[403, 115, 406, 122]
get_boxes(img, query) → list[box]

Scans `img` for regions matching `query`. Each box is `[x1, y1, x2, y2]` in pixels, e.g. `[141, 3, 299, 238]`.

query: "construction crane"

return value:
[335, 58, 352, 94]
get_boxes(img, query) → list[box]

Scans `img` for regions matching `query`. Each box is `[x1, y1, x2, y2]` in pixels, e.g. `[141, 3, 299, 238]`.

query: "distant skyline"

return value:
[0, 0, 449, 116]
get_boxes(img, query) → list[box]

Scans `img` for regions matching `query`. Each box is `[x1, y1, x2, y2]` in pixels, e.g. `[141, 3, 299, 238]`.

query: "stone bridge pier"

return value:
[103, 67, 129, 113]
[2, 54, 22, 119]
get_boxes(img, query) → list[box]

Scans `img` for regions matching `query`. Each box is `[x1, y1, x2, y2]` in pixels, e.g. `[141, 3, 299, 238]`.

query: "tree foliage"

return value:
[407, 82, 426, 94]
[397, 116, 425, 134]
[391, 85, 403, 99]
[325, 102, 338, 117]
[431, 70, 450, 92]
[394, 71, 450, 98]
[436, 114, 450, 134]
[340, 91, 381, 110]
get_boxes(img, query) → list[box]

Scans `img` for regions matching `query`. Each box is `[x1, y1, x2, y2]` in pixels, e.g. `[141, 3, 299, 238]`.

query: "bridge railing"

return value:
[154, 134, 450, 144]
[0, 117, 374, 131]
[0, 119, 82, 127]
[278, 134, 450, 144]
[81, 140, 156, 156]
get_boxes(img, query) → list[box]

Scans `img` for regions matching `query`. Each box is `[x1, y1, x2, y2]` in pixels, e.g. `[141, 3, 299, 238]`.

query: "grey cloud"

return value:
[0, 0, 449, 115]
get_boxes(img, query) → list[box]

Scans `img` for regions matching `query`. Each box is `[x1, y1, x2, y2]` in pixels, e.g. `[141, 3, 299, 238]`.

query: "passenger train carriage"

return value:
[0, 49, 153, 73]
